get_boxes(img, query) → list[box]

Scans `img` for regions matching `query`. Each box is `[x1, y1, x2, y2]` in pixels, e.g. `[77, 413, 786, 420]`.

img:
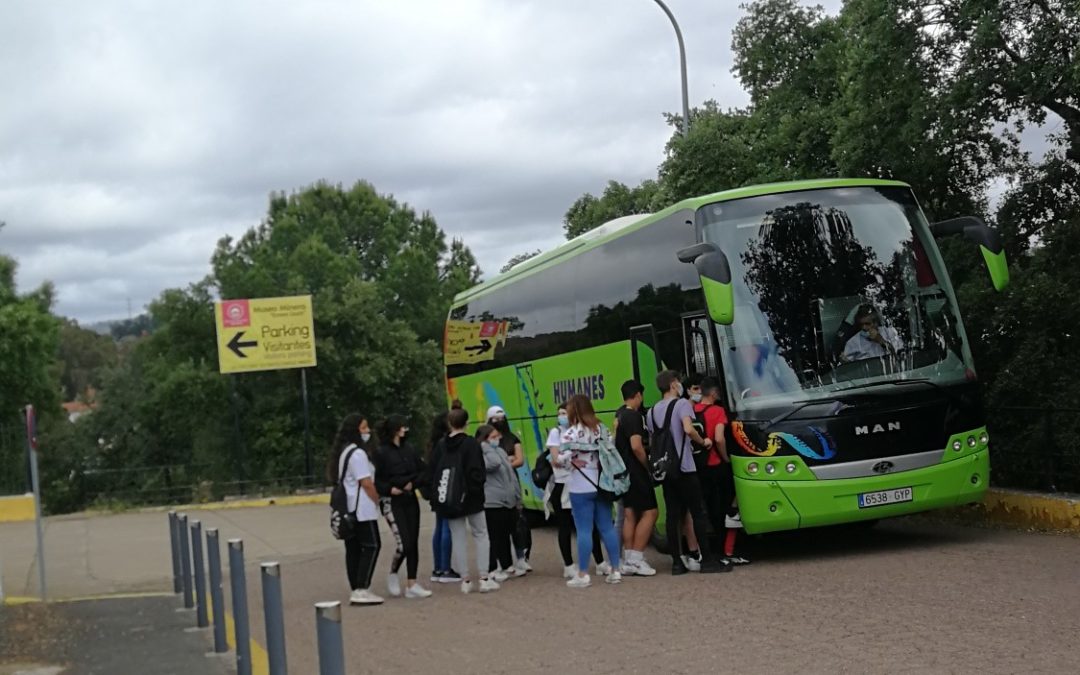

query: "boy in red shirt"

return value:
[693, 377, 748, 565]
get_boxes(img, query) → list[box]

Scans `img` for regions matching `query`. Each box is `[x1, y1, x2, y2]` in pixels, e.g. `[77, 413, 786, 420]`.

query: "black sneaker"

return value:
[700, 559, 733, 574]
[671, 560, 689, 576]
[438, 569, 463, 583]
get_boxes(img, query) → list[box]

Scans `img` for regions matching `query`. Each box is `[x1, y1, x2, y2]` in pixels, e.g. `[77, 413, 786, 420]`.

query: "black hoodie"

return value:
[372, 441, 426, 499]
[427, 432, 485, 516]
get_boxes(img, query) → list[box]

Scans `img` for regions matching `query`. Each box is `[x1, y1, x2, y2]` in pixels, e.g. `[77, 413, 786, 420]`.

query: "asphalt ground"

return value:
[0, 595, 231, 675]
[3, 503, 1079, 674]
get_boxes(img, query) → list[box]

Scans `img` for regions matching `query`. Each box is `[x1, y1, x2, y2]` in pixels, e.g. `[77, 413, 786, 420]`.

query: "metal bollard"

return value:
[206, 528, 228, 653]
[261, 562, 288, 675]
[191, 520, 209, 628]
[168, 511, 182, 594]
[228, 539, 253, 675]
[178, 513, 194, 609]
[315, 601, 345, 675]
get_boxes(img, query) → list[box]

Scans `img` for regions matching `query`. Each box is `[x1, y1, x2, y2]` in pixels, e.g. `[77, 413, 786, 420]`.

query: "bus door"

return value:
[682, 313, 721, 382]
[630, 324, 662, 407]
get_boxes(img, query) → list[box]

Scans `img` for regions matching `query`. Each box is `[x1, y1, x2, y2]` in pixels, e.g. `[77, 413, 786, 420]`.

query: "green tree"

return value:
[917, 0, 1080, 163]
[55, 319, 118, 401]
[0, 247, 60, 422]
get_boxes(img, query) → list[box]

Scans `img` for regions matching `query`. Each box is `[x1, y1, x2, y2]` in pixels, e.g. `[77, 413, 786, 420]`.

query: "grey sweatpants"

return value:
[448, 511, 490, 581]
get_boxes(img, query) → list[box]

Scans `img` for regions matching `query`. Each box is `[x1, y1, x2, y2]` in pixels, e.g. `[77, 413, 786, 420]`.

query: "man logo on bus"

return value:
[855, 422, 901, 435]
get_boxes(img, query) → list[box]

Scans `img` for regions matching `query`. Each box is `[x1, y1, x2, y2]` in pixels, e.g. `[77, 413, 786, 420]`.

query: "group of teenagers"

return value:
[329, 368, 748, 606]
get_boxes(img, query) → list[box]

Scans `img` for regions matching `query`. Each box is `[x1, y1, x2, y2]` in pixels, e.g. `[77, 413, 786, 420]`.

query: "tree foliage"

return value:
[500, 250, 541, 274]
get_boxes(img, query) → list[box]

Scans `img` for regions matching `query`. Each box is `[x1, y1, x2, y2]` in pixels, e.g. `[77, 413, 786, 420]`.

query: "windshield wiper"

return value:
[763, 378, 955, 430]
[765, 397, 850, 430]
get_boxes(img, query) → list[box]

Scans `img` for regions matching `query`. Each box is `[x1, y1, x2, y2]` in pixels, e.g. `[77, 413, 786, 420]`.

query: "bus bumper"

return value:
[735, 448, 989, 535]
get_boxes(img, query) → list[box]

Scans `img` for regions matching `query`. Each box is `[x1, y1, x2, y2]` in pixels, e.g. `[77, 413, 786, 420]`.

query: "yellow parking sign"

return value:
[214, 295, 317, 374]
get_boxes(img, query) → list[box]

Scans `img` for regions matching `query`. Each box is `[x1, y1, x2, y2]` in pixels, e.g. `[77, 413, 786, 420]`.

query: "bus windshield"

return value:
[697, 186, 975, 414]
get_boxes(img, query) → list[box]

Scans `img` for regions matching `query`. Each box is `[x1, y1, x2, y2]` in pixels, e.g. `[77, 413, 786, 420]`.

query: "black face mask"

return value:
[493, 420, 510, 433]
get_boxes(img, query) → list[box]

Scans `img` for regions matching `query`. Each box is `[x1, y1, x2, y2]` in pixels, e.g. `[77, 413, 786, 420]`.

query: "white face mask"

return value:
[675, 382, 685, 397]
[691, 393, 702, 403]
[360, 432, 371, 442]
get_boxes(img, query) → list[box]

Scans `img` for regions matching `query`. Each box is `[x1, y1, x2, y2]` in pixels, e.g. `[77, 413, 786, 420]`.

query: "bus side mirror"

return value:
[930, 216, 1010, 291]
[677, 243, 735, 325]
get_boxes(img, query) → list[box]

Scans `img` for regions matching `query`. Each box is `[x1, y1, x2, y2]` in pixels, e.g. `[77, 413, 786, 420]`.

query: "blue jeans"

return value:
[569, 491, 620, 573]
[432, 514, 452, 572]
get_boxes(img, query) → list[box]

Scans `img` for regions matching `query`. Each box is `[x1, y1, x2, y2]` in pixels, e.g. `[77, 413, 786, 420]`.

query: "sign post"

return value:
[25, 404, 46, 601]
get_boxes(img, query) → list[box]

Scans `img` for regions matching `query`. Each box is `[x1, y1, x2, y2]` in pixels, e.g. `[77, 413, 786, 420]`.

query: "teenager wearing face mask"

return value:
[486, 405, 531, 574]
[477, 424, 522, 581]
[372, 415, 432, 599]
[328, 413, 382, 605]
[545, 405, 608, 579]
[426, 401, 462, 585]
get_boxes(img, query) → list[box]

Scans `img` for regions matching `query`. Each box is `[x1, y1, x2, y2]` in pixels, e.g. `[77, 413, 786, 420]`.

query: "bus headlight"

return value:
[967, 435, 977, 448]
[952, 439, 963, 452]
[785, 462, 797, 474]
[765, 462, 776, 475]
[979, 431, 989, 446]
[747, 462, 759, 475]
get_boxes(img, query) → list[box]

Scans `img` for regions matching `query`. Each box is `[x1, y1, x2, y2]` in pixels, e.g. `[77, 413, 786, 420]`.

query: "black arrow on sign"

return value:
[464, 339, 492, 355]
[228, 331, 258, 358]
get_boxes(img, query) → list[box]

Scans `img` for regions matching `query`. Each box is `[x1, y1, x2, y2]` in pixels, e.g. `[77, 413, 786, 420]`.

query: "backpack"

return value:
[595, 426, 630, 501]
[648, 401, 681, 482]
[532, 446, 553, 491]
[329, 445, 362, 540]
[691, 403, 717, 469]
[431, 437, 468, 517]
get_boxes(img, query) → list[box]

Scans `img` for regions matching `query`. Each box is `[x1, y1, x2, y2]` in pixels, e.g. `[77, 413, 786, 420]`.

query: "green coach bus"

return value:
[443, 178, 1008, 537]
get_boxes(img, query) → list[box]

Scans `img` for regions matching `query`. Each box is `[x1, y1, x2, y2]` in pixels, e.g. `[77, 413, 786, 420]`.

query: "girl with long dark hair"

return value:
[372, 414, 431, 599]
[329, 413, 382, 605]
[557, 394, 622, 588]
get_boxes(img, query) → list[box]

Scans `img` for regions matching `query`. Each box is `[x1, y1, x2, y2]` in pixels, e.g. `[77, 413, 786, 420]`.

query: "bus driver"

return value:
[842, 305, 902, 362]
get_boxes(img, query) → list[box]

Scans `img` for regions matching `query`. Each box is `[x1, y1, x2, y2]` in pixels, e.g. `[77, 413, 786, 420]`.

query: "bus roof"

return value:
[452, 177, 910, 305]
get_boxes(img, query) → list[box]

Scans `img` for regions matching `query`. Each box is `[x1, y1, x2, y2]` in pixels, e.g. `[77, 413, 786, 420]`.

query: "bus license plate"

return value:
[858, 487, 913, 508]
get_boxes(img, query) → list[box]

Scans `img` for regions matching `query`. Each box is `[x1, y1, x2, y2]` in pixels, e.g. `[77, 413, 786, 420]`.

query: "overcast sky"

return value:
[3, 0, 1049, 325]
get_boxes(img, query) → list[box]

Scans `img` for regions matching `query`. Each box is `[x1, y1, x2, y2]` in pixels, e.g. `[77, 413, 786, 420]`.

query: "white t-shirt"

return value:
[843, 326, 903, 361]
[339, 445, 378, 522]
[560, 423, 603, 495]
[546, 426, 572, 484]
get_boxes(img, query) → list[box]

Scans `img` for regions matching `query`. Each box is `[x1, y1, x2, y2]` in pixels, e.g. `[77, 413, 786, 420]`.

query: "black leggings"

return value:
[381, 495, 420, 580]
[344, 520, 381, 591]
[699, 463, 734, 544]
[663, 471, 712, 563]
[486, 507, 516, 573]
[551, 483, 603, 567]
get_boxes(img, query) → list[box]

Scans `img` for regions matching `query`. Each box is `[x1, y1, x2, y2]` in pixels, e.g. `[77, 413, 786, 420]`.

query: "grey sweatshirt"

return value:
[482, 440, 521, 509]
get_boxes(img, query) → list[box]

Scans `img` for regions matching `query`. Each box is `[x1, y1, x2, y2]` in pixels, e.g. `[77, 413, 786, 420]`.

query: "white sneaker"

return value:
[619, 562, 637, 575]
[479, 578, 501, 593]
[405, 583, 432, 599]
[349, 589, 384, 605]
[563, 564, 577, 579]
[606, 571, 622, 584]
[491, 568, 509, 583]
[681, 555, 702, 572]
[461, 580, 473, 594]
[514, 559, 531, 574]
[633, 559, 657, 577]
[566, 574, 591, 589]
[387, 572, 402, 597]
[510, 565, 528, 578]
[596, 561, 613, 576]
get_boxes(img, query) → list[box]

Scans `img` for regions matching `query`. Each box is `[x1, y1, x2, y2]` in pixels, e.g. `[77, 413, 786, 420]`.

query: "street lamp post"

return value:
[651, 0, 690, 136]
